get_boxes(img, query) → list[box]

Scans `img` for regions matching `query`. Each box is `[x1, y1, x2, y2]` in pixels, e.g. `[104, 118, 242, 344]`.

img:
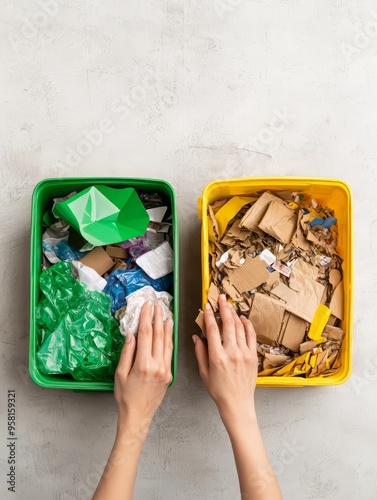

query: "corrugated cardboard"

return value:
[227, 219, 251, 241]
[272, 270, 325, 323]
[263, 353, 290, 370]
[279, 312, 308, 352]
[221, 277, 242, 301]
[291, 209, 310, 251]
[249, 292, 285, 346]
[228, 256, 269, 294]
[240, 191, 283, 232]
[329, 281, 344, 320]
[106, 245, 128, 259]
[299, 340, 317, 355]
[294, 259, 318, 280]
[263, 271, 280, 291]
[258, 200, 298, 244]
[329, 269, 342, 289]
[80, 246, 114, 276]
[195, 311, 205, 334]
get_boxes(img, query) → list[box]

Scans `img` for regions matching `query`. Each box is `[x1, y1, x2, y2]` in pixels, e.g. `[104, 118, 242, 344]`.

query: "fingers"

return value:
[163, 317, 174, 370]
[135, 301, 153, 362]
[229, 305, 247, 349]
[152, 301, 165, 359]
[117, 334, 136, 377]
[218, 294, 237, 348]
[241, 315, 257, 352]
[192, 335, 209, 381]
[203, 303, 223, 358]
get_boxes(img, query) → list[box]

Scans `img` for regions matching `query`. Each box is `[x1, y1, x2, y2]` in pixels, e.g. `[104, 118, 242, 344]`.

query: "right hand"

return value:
[193, 294, 258, 427]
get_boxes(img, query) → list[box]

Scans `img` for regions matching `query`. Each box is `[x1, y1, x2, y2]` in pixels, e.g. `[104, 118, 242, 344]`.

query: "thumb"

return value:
[192, 335, 209, 381]
[117, 334, 136, 376]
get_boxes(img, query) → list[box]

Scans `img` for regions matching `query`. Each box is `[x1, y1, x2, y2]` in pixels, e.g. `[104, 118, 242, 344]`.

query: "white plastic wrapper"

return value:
[119, 286, 173, 336]
[71, 260, 107, 292]
[136, 241, 173, 279]
[42, 227, 69, 264]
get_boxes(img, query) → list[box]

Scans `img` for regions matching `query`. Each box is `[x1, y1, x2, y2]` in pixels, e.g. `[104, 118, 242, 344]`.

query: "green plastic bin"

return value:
[30, 177, 179, 391]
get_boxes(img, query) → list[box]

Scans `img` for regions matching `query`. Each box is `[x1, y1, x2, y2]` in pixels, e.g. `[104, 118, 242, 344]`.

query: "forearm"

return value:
[224, 413, 282, 500]
[92, 418, 149, 500]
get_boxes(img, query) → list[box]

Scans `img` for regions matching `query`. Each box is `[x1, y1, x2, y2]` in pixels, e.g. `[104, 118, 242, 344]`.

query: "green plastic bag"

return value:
[53, 185, 150, 246]
[36, 262, 124, 381]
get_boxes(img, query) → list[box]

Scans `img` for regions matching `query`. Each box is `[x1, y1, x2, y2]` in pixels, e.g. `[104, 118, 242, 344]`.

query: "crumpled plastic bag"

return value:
[36, 262, 124, 381]
[104, 268, 173, 314]
[119, 286, 173, 335]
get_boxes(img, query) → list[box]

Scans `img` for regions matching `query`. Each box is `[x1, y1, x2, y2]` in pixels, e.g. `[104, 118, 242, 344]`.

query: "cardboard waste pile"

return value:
[196, 190, 344, 378]
[37, 185, 174, 381]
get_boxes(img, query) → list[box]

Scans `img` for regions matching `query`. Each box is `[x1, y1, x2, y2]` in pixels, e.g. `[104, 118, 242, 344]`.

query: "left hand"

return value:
[114, 301, 173, 434]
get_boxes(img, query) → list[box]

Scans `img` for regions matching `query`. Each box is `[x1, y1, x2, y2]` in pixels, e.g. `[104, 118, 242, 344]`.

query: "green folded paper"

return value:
[53, 185, 150, 246]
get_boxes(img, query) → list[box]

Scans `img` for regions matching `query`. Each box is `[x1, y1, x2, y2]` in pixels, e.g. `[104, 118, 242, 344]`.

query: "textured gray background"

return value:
[1, 1, 377, 499]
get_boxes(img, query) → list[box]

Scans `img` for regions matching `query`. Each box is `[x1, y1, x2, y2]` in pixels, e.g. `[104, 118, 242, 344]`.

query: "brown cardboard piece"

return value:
[272, 270, 325, 323]
[106, 245, 128, 259]
[208, 205, 219, 241]
[228, 256, 269, 294]
[329, 281, 344, 320]
[249, 292, 285, 346]
[294, 259, 318, 280]
[221, 277, 242, 301]
[227, 219, 251, 241]
[111, 258, 128, 271]
[323, 325, 344, 342]
[291, 210, 310, 251]
[329, 269, 342, 289]
[258, 200, 298, 244]
[240, 192, 284, 232]
[80, 247, 114, 276]
[195, 311, 205, 334]
[262, 271, 280, 291]
[279, 312, 308, 352]
[299, 340, 317, 355]
[263, 353, 290, 370]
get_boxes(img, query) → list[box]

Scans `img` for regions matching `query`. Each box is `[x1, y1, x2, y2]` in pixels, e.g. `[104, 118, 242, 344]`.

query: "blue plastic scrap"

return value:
[310, 216, 337, 229]
[104, 268, 174, 313]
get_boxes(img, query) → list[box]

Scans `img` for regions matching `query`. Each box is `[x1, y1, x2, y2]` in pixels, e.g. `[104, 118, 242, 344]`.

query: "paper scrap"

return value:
[146, 206, 168, 223]
[71, 260, 107, 292]
[136, 241, 174, 280]
[259, 249, 276, 266]
[119, 286, 173, 335]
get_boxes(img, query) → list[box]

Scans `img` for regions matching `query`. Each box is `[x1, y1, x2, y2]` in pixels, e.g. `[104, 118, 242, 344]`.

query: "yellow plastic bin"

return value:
[198, 177, 353, 387]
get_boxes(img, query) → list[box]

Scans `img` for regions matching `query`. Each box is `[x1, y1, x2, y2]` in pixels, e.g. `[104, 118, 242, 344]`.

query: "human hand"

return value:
[114, 301, 173, 435]
[193, 294, 258, 429]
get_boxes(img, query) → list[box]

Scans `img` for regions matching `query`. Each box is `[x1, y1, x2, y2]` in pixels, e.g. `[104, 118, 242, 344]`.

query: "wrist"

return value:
[218, 404, 258, 436]
[116, 414, 151, 445]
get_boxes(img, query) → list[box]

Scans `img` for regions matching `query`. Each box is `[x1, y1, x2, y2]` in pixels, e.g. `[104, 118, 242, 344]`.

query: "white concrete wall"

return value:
[1, 1, 377, 498]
